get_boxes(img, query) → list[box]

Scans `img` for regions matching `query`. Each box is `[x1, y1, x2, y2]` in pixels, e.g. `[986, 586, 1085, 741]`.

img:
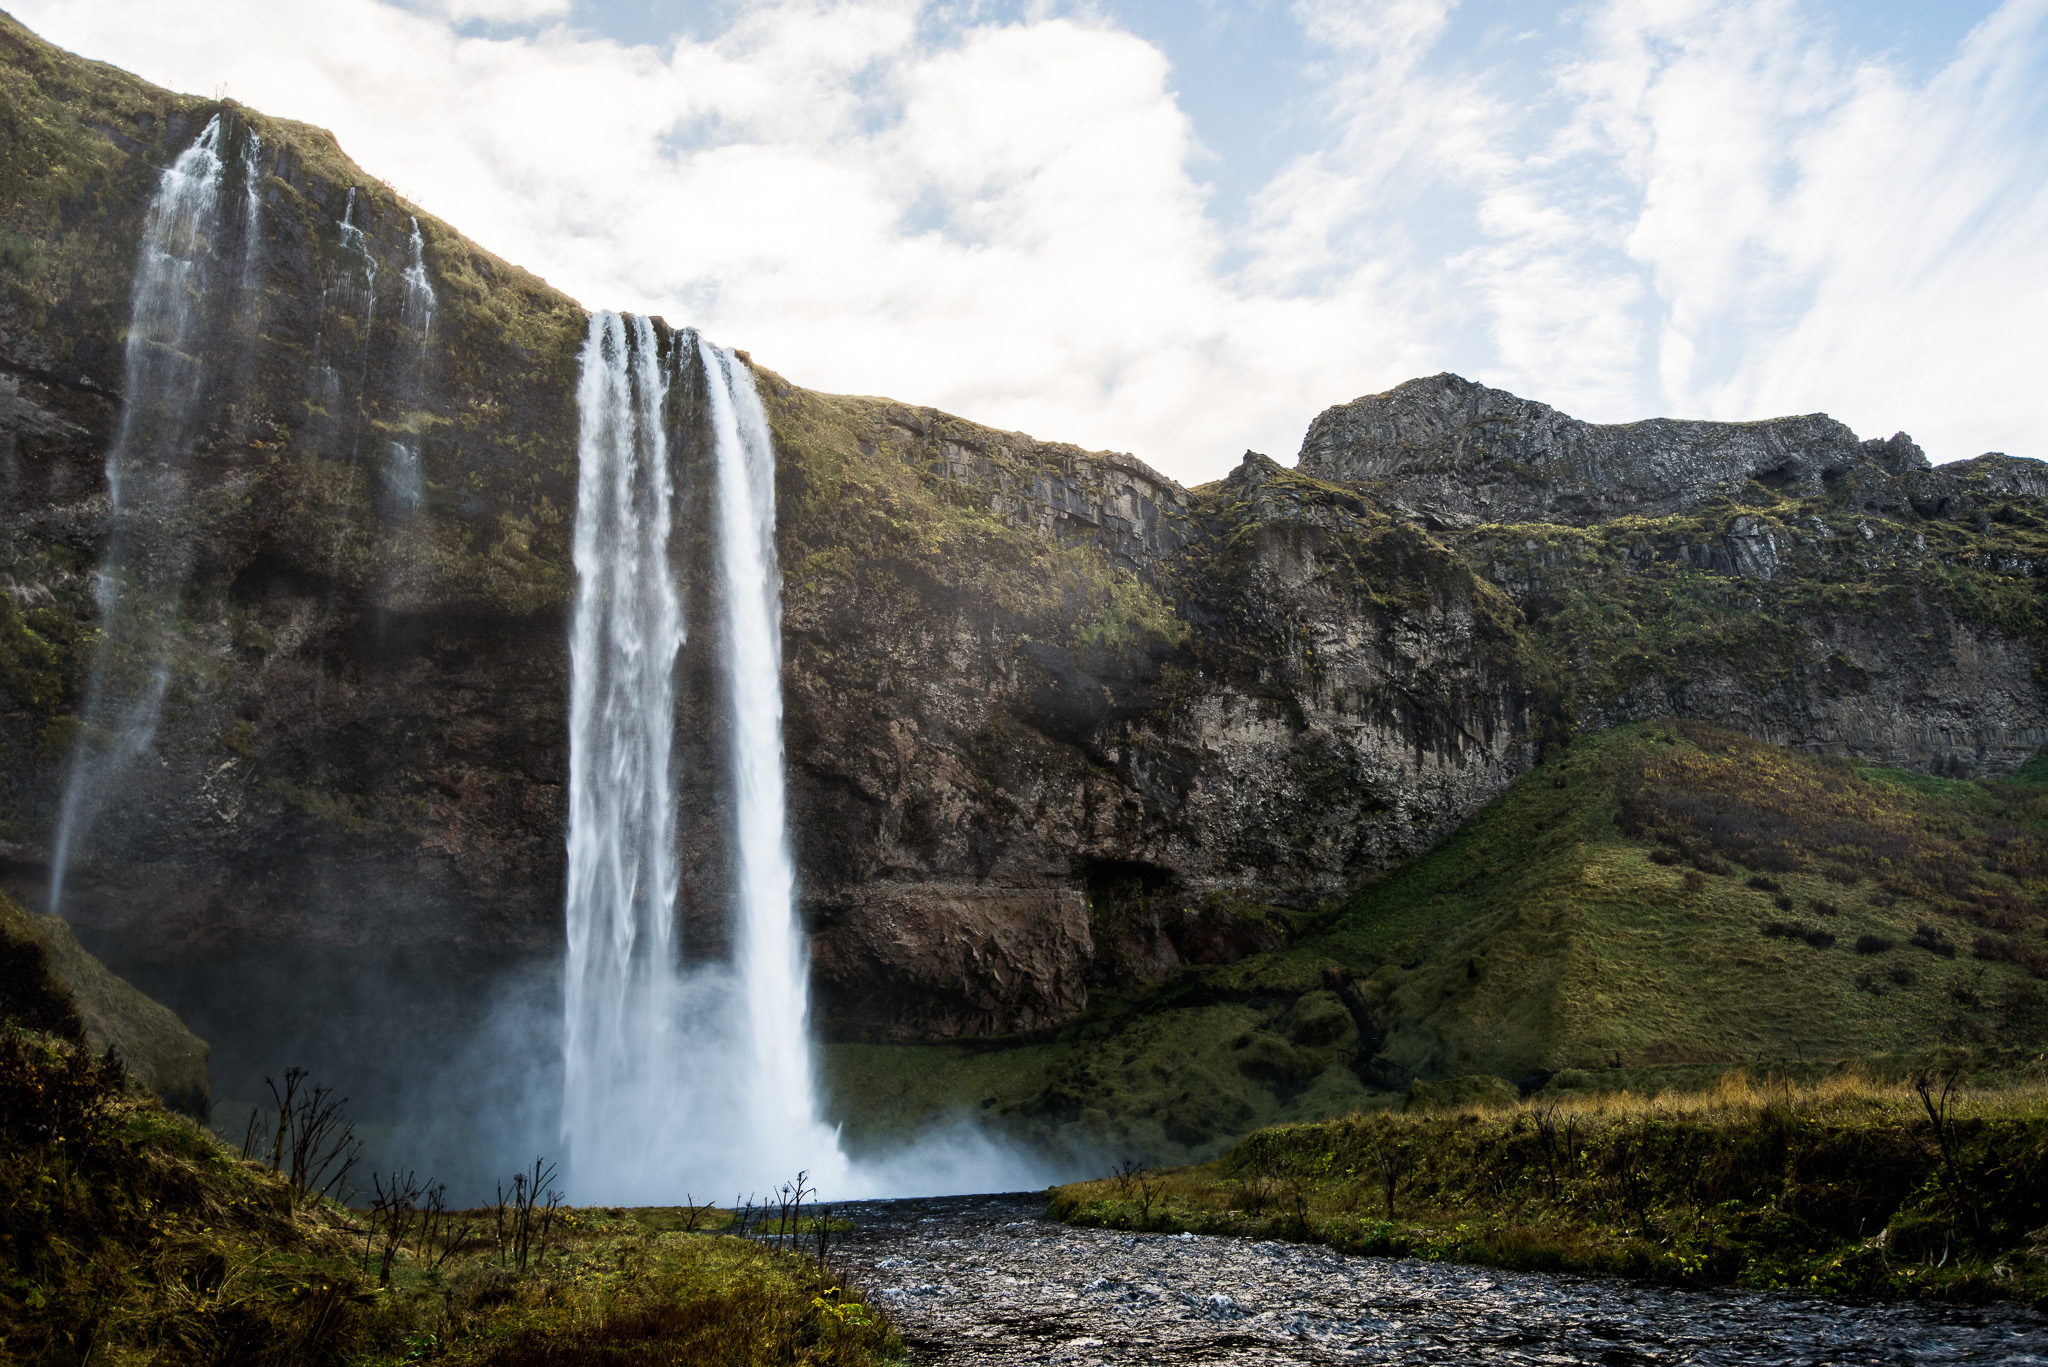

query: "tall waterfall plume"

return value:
[699, 336, 841, 1181]
[560, 315, 844, 1203]
[49, 115, 259, 914]
[562, 313, 688, 1202]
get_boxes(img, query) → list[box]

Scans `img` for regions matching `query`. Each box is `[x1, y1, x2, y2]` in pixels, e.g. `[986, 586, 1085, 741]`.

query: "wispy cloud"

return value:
[14, 0, 2046, 481]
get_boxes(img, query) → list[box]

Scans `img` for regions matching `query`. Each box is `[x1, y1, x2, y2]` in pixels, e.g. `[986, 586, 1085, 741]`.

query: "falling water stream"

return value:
[385, 217, 435, 512]
[562, 313, 687, 1203]
[49, 116, 256, 914]
[699, 335, 843, 1187]
[561, 313, 846, 1203]
[560, 315, 1058, 1203]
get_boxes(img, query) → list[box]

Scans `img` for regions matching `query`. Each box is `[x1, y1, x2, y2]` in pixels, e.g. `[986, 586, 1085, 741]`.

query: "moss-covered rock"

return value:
[0, 891, 207, 1114]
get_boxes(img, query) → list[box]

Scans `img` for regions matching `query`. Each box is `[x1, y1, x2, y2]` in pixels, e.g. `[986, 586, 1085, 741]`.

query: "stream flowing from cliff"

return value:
[561, 314, 844, 1203]
[698, 335, 844, 1190]
[563, 312, 689, 1202]
[383, 217, 434, 513]
[48, 116, 258, 915]
[835, 1194, 2048, 1365]
[559, 314, 1060, 1203]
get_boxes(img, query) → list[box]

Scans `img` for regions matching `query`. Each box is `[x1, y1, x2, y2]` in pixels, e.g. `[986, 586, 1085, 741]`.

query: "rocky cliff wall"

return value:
[1300, 373, 1919, 526]
[0, 17, 1534, 1071]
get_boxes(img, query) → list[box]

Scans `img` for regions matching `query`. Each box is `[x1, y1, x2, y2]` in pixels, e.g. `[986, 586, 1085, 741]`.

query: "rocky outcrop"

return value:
[771, 394, 1536, 1040]
[863, 402, 1192, 572]
[1298, 373, 1922, 527]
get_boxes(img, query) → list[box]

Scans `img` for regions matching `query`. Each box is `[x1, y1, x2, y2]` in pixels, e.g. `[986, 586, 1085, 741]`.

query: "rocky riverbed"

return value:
[827, 1193, 2048, 1365]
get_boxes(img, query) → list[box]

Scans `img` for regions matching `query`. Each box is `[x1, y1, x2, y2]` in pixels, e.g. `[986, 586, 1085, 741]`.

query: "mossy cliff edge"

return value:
[0, 10, 2043, 1156]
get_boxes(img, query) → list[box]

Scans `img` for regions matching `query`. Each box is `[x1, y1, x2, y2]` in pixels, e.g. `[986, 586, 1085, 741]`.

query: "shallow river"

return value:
[825, 1193, 2048, 1365]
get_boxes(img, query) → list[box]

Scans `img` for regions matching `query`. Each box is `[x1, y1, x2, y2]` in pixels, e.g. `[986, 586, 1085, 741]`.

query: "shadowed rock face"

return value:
[1297, 373, 1920, 527]
[0, 13, 2043, 1089]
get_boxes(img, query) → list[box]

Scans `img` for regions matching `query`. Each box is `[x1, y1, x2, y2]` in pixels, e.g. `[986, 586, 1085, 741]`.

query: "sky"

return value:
[18, 0, 2048, 486]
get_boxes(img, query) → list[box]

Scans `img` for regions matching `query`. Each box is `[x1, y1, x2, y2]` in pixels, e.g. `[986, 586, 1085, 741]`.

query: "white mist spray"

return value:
[561, 312, 687, 1203]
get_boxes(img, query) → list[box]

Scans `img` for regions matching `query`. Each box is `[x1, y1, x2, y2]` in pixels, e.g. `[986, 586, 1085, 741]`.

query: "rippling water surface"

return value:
[826, 1193, 2048, 1365]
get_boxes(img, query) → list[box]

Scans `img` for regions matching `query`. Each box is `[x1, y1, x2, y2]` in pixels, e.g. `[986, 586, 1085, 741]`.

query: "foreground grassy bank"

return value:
[1050, 1059, 2048, 1308]
[0, 1029, 895, 1366]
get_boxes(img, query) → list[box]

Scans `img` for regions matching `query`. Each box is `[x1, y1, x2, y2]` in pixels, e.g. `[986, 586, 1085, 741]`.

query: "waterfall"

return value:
[305, 187, 379, 479]
[334, 190, 378, 461]
[562, 312, 688, 1202]
[699, 336, 840, 1181]
[49, 115, 255, 914]
[385, 217, 435, 512]
[560, 316, 843, 1203]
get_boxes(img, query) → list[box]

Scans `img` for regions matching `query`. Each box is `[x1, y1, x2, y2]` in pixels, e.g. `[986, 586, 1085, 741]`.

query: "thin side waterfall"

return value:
[305, 187, 380, 476]
[562, 313, 687, 1202]
[699, 337, 842, 1181]
[49, 115, 253, 914]
[334, 188, 379, 469]
[385, 217, 435, 512]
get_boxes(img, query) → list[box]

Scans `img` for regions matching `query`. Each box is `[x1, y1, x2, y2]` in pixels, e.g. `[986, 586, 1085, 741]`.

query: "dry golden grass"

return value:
[1052, 1055, 2048, 1307]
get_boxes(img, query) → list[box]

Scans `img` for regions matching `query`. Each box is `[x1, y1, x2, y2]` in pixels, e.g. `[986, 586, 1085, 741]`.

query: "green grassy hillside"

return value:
[826, 722, 2048, 1166]
[1263, 719, 2048, 1080]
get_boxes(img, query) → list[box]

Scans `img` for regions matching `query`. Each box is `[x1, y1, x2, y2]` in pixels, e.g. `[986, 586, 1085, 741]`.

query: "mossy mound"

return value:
[1294, 720, 2048, 1082]
[0, 890, 208, 1114]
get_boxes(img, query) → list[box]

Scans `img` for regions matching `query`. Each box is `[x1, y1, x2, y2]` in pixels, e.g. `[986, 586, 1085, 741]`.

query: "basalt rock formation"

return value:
[0, 12, 2043, 1133]
[1299, 371, 2048, 528]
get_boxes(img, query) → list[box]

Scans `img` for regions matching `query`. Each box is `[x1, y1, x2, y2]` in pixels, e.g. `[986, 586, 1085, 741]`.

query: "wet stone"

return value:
[829, 1193, 2048, 1366]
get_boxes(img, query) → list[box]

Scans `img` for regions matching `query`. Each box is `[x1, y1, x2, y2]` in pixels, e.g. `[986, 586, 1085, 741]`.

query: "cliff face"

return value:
[765, 392, 1534, 1041]
[0, 13, 2044, 1130]
[1298, 372, 1901, 526]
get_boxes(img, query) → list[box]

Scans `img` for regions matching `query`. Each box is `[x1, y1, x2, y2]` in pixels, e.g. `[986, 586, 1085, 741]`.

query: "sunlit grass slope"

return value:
[1302, 720, 2048, 1081]
[825, 722, 2048, 1166]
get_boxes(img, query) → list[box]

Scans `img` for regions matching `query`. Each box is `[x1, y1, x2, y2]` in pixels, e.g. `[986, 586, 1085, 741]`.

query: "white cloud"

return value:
[438, 0, 571, 22]
[1533, 0, 2048, 457]
[11, 0, 2046, 480]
